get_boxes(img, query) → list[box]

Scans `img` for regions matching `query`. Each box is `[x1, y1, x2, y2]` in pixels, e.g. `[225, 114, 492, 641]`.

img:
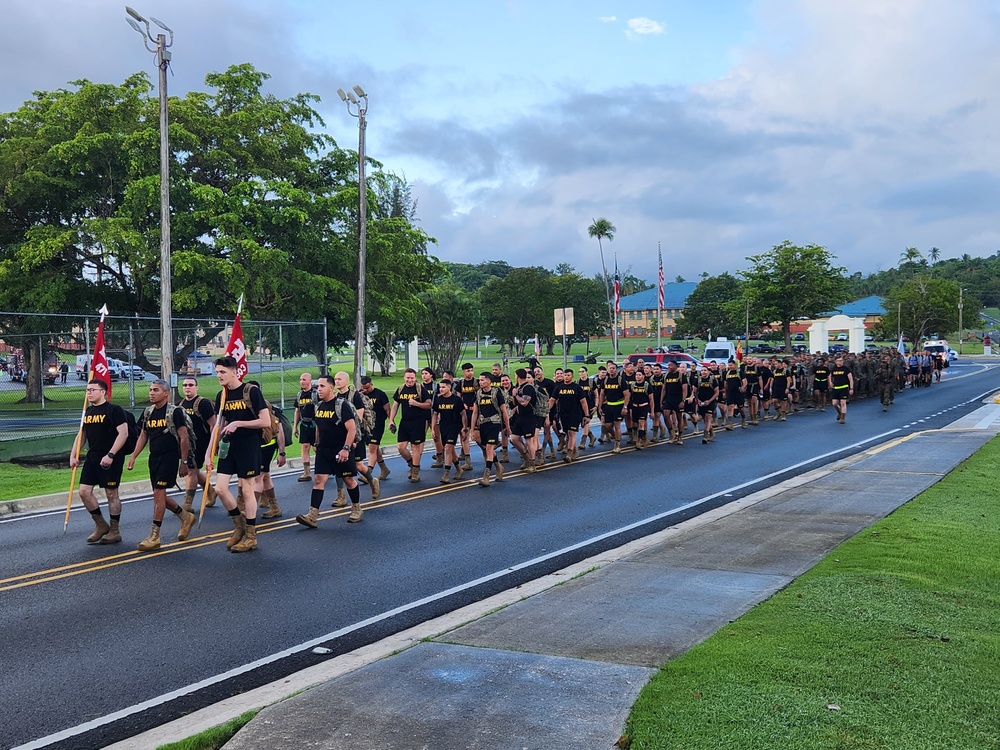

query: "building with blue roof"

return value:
[614, 282, 698, 337]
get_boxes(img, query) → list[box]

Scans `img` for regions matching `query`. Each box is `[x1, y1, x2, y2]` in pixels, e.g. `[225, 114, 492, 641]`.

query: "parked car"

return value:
[666, 344, 684, 353]
[793, 333, 805, 341]
[835, 333, 848, 341]
[625, 352, 705, 369]
[828, 343, 847, 353]
[752, 344, 777, 354]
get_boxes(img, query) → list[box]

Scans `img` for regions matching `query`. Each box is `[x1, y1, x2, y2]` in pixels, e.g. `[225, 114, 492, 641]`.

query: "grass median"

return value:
[624, 435, 1000, 749]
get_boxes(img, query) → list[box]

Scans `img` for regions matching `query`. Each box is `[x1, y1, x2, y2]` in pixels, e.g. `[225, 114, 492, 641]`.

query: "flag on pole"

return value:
[613, 255, 621, 316]
[225, 295, 248, 381]
[657, 243, 665, 311]
[896, 335, 906, 355]
[89, 305, 112, 399]
[735, 339, 743, 362]
[534, 334, 541, 358]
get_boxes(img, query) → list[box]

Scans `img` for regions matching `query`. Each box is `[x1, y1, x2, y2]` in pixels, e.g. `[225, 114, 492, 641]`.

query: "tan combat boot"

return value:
[177, 510, 197, 541]
[262, 490, 282, 518]
[295, 507, 319, 528]
[332, 487, 347, 507]
[230, 524, 257, 553]
[137, 524, 161, 552]
[226, 514, 246, 549]
[479, 468, 490, 487]
[181, 493, 195, 513]
[298, 462, 312, 482]
[99, 519, 122, 545]
[440, 466, 452, 484]
[431, 453, 444, 469]
[205, 485, 217, 507]
[378, 461, 391, 480]
[87, 515, 110, 545]
[348, 503, 364, 523]
[494, 461, 504, 482]
[454, 463, 466, 480]
[410, 466, 420, 483]
[369, 476, 381, 500]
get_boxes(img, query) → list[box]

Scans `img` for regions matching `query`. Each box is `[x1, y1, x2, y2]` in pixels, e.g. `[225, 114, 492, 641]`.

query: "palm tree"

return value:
[588, 218, 617, 353]
[899, 247, 923, 267]
[928, 247, 941, 263]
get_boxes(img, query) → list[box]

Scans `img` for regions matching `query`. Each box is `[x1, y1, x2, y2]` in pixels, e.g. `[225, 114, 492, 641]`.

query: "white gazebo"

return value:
[807, 313, 867, 354]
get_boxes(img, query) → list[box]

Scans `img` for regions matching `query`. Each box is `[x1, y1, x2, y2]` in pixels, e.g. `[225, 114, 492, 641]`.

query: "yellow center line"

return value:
[1, 449, 640, 594]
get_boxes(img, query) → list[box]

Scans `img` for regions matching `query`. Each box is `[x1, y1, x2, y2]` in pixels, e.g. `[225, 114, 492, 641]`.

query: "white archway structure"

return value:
[807, 313, 867, 354]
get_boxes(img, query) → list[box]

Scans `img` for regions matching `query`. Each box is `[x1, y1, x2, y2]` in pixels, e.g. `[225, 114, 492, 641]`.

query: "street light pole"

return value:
[338, 85, 368, 386]
[125, 7, 174, 385]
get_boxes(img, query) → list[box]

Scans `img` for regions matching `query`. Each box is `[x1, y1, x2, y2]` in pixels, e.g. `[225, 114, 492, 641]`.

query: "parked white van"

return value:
[703, 338, 737, 365]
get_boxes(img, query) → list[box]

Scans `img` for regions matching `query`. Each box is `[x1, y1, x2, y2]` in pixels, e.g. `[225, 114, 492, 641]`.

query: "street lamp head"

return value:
[352, 85, 367, 98]
[336, 88, 348, 102]
[149, 15, 173, 32]
[346, 91, 359, 104]
[126, 16, 144, 33]
[125, 5, 146, 22]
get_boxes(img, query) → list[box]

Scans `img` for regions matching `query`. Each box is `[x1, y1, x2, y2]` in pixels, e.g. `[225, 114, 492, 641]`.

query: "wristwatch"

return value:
[106, 451, 116, 459]
[279, 451, 286, 456]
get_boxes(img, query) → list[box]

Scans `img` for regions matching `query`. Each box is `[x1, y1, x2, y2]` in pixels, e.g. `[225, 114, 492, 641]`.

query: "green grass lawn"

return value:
[623, 436, 1000, 749]
[154, 711, 258, 750]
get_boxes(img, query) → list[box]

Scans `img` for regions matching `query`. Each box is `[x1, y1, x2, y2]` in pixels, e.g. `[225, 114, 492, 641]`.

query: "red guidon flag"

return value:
[225, 307, 249, 382]
[90, 305, 112, 399]
[735, 339, 743, 362]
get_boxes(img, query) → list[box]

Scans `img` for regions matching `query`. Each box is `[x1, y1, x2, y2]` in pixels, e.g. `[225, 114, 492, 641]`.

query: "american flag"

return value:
[657, 244, 664, 311]
[613, 255, 621, 315]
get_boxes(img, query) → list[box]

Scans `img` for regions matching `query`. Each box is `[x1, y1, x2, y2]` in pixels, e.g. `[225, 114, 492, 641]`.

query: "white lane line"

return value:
[11, 426, 905, 750]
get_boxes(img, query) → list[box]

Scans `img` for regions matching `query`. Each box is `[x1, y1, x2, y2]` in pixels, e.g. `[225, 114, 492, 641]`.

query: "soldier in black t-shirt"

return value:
[830, 356, 854, 424]
[533, 366, 558, 458]
[127, 379, 196, 551]
[661, 361, 686, 444]
[361, 376, 391, 480]
[207, 356, 272, 553]
[70, 379, 130, 545]
[293, 372, 317, 482]
[457, 363, 478, 473]
[509, 368, 539, 470]
[295, 374, 362, 528]
[550, 368, 589, 461]
[577, 365, 597, 449]
[724, 360, 747, 429]
[649, 363, 667, 443]
[470, 372, 511, 487]
[597, 361, 629, 453]
[812, 358, 829, 412]
[389, 368, 432, 482]
[431, 379, 466, 483]
[179, 376, 217, 512]
[694, 366, 720, 443]
[625, 368, 651, 449]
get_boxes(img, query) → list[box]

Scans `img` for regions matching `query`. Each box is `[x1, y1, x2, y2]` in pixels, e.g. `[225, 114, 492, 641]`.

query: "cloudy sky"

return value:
[2, 1, 998, 283]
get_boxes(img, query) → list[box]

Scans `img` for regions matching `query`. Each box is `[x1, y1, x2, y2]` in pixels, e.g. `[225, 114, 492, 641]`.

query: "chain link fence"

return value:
[0, 312, 329, 462]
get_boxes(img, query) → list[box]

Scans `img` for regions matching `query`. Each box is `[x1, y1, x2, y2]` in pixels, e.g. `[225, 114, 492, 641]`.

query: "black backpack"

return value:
[121, 408, 140, 455]
[271, 405, 294, 447]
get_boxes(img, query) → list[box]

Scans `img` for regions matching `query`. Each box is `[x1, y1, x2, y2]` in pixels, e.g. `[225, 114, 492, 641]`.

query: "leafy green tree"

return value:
[881, 276, 963, 343]
[741, 241, 848, 350]
[416, 284, 477, 375]
[480, 267, 555, 355]
[676, 273, 745, 339]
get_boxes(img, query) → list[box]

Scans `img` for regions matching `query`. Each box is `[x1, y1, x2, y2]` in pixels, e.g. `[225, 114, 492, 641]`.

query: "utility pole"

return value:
[126, 6, 174, 386]
[958, 288, 964, 355]
[337, 85, 369, 386]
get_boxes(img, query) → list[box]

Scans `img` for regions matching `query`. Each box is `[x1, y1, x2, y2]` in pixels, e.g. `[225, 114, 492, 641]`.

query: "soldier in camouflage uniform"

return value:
[875, 355, 895, 412]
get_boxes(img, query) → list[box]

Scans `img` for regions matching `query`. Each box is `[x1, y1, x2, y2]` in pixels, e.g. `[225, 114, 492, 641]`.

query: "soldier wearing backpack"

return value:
[126, 379, 197, 551]
[331, 374, 380, 507]
[469, 372, 512, 487]
[179, 376, 217, 512]
[245, 380, 288, 519]
[69, 378, 132, 545]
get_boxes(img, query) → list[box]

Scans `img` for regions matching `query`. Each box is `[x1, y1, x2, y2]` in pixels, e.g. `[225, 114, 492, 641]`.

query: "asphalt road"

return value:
[2, 361, 997, 750]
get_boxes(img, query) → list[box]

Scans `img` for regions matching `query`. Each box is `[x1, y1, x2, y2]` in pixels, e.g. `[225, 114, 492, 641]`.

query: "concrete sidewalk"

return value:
[112, 403, 1000, 750]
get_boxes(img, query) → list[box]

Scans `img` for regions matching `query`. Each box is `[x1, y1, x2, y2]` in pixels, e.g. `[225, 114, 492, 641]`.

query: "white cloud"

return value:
[598, 16, 617, 23]
[626, 17, 665, 38]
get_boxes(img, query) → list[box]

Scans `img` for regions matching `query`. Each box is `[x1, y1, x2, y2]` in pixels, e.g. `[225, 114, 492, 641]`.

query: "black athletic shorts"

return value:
[368, 421, 386, 446]
[662, 400, 683, 414]
[260, 442, 276, 474]
[352, 441, 366, 464]
[559, 410, 583, 432]
[315, 447, 356, 478]
[772, 386, 787, 401]
[217, 436, 260, 479]
[477, 423, 502, 446]
[298, 421, 316, 445]
[397, 419, 426, 445]
[813, 381, 828, 392]
[697, 404, 715, 416]
[80, 451, 125, 489]
[149, 451, 180, 490]
[726, 390, 744, 407]
[511, 416, 536, 439]
[533, 414, 547, 429]
[627, 406, 649, 423]
[602, 404, 623, 424]
[439, 425, 461, 445]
